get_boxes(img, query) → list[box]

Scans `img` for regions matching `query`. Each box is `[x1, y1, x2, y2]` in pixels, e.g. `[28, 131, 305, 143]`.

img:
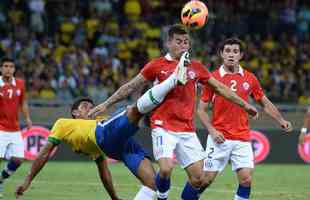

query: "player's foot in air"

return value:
[175, 51, 190, 85]
[0, 181, 3, 198]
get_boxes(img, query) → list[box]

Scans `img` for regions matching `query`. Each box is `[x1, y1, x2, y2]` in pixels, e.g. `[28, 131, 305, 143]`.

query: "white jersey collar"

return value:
[0, 76, 16, 87]
[164, 53, 175, 61]
[219, 65, 244, 77]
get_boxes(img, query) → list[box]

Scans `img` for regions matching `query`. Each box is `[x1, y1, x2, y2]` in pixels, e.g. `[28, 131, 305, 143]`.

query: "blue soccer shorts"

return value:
[95, 110, 148, 176]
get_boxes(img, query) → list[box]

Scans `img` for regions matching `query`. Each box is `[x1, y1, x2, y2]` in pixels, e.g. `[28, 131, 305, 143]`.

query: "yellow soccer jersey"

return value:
[48, 118, 104, 160]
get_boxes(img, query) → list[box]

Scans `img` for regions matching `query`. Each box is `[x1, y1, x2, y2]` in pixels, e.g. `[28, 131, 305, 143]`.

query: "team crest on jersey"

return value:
[242, 82, 250, 90]
[188, 70, 196, 80]
[16, 89, 21, 96]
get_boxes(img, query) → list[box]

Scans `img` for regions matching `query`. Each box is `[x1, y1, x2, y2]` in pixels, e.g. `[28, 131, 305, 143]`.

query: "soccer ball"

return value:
[181, 0, 208, 29]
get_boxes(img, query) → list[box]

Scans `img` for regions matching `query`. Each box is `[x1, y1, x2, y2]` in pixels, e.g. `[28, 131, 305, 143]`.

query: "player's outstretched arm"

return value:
[207, 77, 258, 118]
[15, 142, 57, 198]
[197, 100, 225, 143]
[95, 157, 122, 200]
[257, 96, 293, 132]
[88, 74, 149, 118]
[299, 106, 310, 145]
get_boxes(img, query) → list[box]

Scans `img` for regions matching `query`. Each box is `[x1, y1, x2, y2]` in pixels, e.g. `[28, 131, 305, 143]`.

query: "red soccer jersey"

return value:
[141, 54, 211, 132]
[201, 66, 264, 141]
[0, 77, 25, 131]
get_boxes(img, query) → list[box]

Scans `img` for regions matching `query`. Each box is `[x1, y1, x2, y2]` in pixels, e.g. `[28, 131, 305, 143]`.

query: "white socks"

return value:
[234, 195, 249, 200]
[133, 186, 156, 200]
[137, 73, 177, 114]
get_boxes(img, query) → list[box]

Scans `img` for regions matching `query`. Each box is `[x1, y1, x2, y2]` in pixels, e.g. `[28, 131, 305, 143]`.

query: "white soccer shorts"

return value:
[152, 127, 206, 168]
[0, 130, 24, 159]
[203, 135, 254, 172]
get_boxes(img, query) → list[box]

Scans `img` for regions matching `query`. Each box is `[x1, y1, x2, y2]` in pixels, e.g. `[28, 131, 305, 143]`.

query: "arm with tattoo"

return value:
[88, 74, 149, 117]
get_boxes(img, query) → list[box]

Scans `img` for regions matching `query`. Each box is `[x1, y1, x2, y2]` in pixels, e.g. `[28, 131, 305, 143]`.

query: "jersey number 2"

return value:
[208, 147, 215, 159]
[230, 80, 237, 92]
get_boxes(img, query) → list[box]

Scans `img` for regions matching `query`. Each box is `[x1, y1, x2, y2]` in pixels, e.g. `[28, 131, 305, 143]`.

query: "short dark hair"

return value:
[218, 38, 244, 53]
[1, 57, 15, 66]
[167, 24, 189, 40]
[71, 97, 94, 118]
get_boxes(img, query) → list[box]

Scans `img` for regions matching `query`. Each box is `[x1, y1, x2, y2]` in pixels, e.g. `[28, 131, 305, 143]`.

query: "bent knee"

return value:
[239, 176, 252, 187]
[159, 168, 173, 178]
[201, 173, 217, 188]
[159, 164, 174, 178]
[202, 178, 214, 188]
[189, 176, 203, 188]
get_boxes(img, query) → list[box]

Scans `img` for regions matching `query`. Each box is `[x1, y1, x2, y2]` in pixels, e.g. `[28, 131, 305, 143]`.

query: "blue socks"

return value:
[181, 181, 200, 200]
[1, 160, 20, 180]
[235, 184, 251, 200]
[155, 173, 170, 200]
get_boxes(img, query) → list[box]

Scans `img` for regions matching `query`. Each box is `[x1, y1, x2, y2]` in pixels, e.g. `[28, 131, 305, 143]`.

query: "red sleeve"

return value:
[201, 85, 214, 103]
[140, 59, 160, 81]
[194, 61, 212, 85]
[251, 75, 265, 101]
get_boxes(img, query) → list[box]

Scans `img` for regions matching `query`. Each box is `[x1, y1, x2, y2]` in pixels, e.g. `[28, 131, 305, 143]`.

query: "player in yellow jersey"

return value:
[15, 52, 191, 200]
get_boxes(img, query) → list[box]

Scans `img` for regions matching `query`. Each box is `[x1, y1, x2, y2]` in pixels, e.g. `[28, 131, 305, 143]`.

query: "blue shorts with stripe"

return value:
[95, 110, 147, 176]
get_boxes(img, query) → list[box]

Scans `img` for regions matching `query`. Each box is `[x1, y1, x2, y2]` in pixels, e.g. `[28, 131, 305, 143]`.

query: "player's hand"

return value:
[87, 104, 107, 119]
[26, 118, 32, 129]
[15, 179, 31, 198]
[244, 103, 259, 119]
[298, 132, 306, 145]
[210, 129, 225, 144]
[280, 120, 293, 133]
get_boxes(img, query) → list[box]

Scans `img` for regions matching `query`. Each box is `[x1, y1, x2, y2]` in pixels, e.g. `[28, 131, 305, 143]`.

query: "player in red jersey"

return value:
[197, 38, 293, 200]
[88, 25, 257, 200]
[0, 58, 32, 198]
[299, 105, 310, 145]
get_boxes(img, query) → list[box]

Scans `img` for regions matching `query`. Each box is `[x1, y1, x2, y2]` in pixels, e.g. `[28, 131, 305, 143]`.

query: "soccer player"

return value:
[15, 53, 189, 200]
[0, 58, 32, 198]
[88, 24, 258, 200]
[298, 106, 310, 145]
[197, 38, 293, 200]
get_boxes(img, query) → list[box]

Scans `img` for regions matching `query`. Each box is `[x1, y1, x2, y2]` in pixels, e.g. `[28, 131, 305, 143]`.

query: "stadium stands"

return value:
[0, 0, 308, 103]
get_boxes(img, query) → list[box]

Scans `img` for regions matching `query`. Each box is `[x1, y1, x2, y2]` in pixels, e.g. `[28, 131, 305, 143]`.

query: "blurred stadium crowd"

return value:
[0, 0, 308, 103]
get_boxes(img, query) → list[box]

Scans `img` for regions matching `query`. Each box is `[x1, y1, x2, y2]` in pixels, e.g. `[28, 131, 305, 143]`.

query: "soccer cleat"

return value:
[175, 51, 190, 85]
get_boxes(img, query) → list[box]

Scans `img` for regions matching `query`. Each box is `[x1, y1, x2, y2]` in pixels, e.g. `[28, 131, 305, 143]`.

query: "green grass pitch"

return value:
[2, 162, 310, 200]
